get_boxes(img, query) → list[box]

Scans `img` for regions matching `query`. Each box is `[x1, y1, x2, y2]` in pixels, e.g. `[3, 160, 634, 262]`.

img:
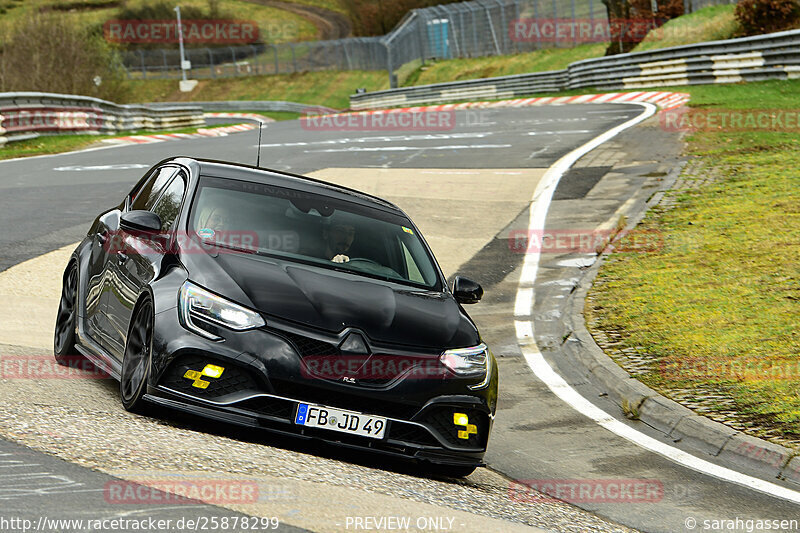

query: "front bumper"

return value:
[146, 306, 497, 466]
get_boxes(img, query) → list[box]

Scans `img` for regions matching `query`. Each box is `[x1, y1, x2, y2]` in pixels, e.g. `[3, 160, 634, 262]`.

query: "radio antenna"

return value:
[255, 121, 263, 168]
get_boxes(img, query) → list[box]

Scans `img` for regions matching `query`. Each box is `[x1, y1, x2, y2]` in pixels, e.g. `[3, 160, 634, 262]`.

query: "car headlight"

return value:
[179, 281, 265, 340]
[440, 343, 488, 376]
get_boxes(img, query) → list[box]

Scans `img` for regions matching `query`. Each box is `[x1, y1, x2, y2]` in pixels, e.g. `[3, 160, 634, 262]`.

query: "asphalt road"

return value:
[0, 105, 798, 532]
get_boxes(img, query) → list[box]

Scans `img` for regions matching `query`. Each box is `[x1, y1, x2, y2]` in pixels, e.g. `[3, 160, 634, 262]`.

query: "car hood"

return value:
[181, 249, 480, 349]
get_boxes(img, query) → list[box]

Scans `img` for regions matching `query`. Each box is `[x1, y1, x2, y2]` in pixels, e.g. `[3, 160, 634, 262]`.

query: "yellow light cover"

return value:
[453, 413, 469, 426]
[201, 364, 225, 379]
[183, 370, 201, 380]
[458, 430, 469, 439]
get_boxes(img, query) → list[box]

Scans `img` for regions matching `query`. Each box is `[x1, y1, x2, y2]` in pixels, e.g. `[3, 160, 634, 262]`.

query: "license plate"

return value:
[295, 403, 387, 439]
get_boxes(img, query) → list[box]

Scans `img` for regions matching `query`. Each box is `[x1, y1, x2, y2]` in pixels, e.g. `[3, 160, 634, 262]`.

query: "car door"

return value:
[98, 166, 180, 359]
[105, 169, 187, 361]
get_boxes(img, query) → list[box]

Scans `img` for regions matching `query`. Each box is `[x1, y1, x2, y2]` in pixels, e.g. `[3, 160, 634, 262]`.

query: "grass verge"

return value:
[129, 70, 390, 109]
[584, 79, 800, 444]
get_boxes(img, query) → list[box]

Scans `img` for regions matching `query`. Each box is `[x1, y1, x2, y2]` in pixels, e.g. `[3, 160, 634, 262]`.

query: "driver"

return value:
[322, 213, 356, 263]
[200, 205, 233, 233]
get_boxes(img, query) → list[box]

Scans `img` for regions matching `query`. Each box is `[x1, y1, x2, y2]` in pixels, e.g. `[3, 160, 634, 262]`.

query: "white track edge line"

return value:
[515, 102, 800, 505]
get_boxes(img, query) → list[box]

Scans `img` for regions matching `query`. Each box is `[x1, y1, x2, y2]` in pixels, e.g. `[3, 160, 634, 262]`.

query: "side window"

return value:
[151, 174, 186, 233]
[131, 167, 177, 211]
[400, 241, 425, 284]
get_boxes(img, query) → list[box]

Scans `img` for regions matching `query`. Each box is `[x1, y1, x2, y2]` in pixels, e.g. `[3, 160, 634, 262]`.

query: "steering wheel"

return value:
[347, 257, 382, 266]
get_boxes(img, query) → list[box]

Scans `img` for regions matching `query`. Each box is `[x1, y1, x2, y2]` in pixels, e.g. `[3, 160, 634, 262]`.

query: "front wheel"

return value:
[54, 262, 78, 365]
[120, 298, 153, 414]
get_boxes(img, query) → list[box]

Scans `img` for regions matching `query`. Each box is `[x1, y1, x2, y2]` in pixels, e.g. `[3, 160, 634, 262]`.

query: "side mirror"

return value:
[453, 276, 483, 304]
[120, 210, 162, 234]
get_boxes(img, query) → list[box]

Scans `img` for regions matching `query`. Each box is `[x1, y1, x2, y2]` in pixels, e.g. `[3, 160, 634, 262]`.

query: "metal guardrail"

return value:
[144, 100, 338, 114]
[0, 92, 204, 145]
[350, 29, 800, 109]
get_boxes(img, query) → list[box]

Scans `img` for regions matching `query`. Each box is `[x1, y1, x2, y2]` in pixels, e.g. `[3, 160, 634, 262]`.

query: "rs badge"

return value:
[183, 364, 225, 389]
[453, 412, 477, 440]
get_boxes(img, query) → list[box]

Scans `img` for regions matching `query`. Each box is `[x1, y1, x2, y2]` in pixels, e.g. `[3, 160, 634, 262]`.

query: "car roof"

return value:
[169, 157, 403, 214]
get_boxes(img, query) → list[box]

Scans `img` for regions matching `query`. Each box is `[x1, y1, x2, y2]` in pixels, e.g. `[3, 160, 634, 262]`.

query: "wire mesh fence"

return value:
[122, 0, 734, 81]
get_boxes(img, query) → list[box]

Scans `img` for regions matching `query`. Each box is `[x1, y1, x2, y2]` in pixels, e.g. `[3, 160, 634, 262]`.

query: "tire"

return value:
[54, 262, 79, 365]
[120, 298, 154, 414]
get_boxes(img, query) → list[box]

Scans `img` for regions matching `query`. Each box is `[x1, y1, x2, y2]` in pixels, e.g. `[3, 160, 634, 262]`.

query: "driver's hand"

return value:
[331, 254, 350, 263]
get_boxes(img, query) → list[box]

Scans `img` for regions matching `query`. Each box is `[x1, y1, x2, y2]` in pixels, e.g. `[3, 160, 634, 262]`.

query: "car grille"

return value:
[268, 328, 414, 387]
[388, 423, 440, 446]
[269, 329, 339, 358]
[160, 354, 260, 399]
[421, 406, 489, 449]
[269, 378, 421, 420]
[236, 396, 295, 420]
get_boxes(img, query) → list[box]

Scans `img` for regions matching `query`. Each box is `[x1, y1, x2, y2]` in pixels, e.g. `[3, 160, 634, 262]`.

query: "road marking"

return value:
[514, 287, 533, 317]
[526, 130, 591, 135]
[305, 144, 512, 153]
[514, 102, 800, 505]
[258, 132, 493, 148]
[53, 164, 150, 172]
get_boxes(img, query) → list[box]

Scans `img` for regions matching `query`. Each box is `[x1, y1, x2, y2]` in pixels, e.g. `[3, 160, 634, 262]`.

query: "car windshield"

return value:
[189, 175, 441, 290]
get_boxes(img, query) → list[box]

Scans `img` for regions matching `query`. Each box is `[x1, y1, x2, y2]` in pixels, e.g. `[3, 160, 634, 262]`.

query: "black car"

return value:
[54, 157, 498, 476]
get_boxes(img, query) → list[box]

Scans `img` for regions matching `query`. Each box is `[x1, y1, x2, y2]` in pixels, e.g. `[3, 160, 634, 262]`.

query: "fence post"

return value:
[290, 43, 297, 72]
[273, 45, 279, 74]
[208, 48, 216, 78]
[571, 0, 576, 46]
[417, 12, 427, 64]
[385, 40, 397, 88]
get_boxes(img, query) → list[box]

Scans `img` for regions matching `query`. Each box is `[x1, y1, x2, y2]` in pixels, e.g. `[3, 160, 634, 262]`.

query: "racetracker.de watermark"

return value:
[101, 230, 301, 255]
[104, 479, 259, 505]
[508, 229, 664, 254]
[509, 18, 664, 43]
[1, 355, 110, 380]
[509, 479, 664, 503]
[103, 20, 259, 44]
[300, 109, 457, 132]
[301, 355, 449, 381]
[660, 108, 800, 132]
[659, 357, 800, 382]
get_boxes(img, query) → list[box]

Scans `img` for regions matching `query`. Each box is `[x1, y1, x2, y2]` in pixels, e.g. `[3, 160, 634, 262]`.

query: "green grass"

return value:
[631, 5, 740, 52]
[585, 79, 800, 443]
[407, 43, 607, 86]
[280, 0, 346, 14]
[128, 70, 390, 109]
[240, 110, 302, 121]
[0, 0, 317, 44]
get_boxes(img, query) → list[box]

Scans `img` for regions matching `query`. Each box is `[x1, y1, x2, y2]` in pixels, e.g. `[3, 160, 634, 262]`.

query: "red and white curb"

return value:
[102, 113, 272, 147]
[204, 112, 273, 124]
[322, 91, 690, 119]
